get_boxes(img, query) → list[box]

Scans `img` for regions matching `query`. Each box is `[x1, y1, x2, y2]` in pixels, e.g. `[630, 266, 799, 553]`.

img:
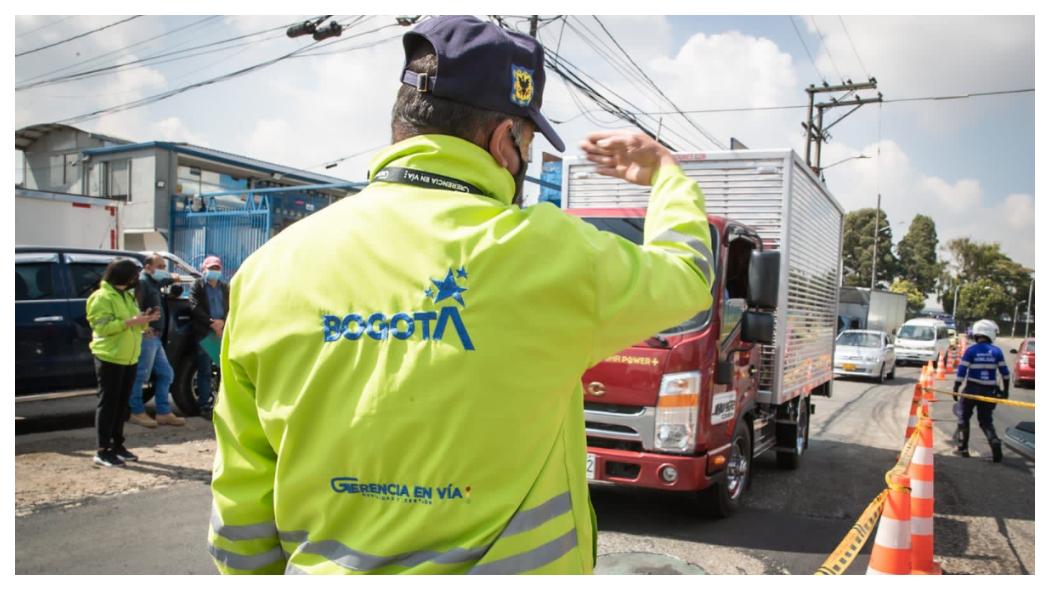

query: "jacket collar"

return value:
[367, 134, 516, 206]
[100, 280, 131, 299]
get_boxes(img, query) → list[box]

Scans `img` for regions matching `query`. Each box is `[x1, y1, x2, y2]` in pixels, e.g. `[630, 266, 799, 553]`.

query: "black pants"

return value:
[94, 358, 138, 451]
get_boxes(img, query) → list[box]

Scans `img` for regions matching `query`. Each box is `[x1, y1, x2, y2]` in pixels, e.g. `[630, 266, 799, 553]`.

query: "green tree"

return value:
[890, 278, 926, 316]
[895, 214, 943, 296]
[957, 278, 1013, 321]
[841, 208, 898, 289]
[940, 238, 1033, 322]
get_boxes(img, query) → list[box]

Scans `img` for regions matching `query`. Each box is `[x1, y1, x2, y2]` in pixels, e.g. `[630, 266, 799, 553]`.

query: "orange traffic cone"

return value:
[909, 414, 941, 574]
[935, 352, 946, 380]
[867, 473, 912, 574]
[905, 380, 923, 440]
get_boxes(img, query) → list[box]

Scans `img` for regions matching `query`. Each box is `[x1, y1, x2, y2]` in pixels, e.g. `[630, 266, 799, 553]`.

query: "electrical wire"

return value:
[789, 16, 825, 83]
[16, 15, 74, 39]
[307, 143, 388, 170]
[809, 16, 845, 82]
[838, 16, 870, 79]
[16, 15, 142, 57]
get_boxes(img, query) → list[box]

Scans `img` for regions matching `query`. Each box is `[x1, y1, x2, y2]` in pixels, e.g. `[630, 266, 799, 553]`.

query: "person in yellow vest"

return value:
[209, 15, 714, 574]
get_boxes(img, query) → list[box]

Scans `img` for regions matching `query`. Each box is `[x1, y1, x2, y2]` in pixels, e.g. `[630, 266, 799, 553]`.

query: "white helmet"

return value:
[972, 319, 999, 342]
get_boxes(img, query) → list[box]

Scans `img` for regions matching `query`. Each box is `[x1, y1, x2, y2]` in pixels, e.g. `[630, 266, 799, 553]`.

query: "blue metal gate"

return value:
[171, 196, 271, 279]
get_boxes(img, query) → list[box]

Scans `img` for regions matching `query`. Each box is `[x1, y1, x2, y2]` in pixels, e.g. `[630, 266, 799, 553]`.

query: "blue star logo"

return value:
[430, 268, 468, 307]
[456, 266, 468, 280]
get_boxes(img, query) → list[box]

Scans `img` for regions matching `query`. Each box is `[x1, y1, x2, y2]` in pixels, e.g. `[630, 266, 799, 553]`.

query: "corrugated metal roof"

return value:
[15, 123, 131, 151]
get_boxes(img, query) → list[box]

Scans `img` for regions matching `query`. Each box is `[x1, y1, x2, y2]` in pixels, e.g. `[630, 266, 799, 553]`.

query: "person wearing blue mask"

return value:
[189, 255, 229, 420]
[128, 253, 187, 427]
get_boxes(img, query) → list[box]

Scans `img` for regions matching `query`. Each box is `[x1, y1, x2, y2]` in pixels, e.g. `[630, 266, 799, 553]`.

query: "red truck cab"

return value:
[567, 207, 784, 516]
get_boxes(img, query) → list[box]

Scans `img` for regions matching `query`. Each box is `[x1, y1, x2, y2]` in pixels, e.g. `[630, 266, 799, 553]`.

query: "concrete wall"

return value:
[21, 128, 97, 194]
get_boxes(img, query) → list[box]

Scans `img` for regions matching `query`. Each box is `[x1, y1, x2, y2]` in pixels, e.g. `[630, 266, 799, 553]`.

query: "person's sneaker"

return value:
[991, 441, 1003, 463]
[93, 450, 125, 468]
[129, 412, 158, 428]
[953, 448, 970, 458]
[113, 445, 139, 462]
[156, 413, 186, 426]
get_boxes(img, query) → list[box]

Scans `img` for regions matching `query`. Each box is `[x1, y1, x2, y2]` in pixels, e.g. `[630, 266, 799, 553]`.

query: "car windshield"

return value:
[837, 332, 882, 348]
[580, 217, 718, 336]
[898, 325, 934, 341]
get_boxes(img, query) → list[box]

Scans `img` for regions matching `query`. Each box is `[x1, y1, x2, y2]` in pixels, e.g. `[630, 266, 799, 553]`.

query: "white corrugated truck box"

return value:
[561, 149, 845, 406]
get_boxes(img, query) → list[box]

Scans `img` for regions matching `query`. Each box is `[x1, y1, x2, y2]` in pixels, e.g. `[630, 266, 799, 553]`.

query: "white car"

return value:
[834, 330, 896, 383]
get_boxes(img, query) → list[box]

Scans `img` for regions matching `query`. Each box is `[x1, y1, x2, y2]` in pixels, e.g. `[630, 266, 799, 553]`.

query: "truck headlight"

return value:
[654, 371, 700, 454]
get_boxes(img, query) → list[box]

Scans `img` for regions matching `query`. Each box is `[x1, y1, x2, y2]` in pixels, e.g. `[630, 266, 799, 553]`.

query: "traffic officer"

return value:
[953, 319, 1011, 462]
[209, 16, 714, 574]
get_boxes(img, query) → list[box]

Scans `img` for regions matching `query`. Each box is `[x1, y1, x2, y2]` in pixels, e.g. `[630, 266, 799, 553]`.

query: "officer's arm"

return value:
[582, 163, 714, 363]
[87, 294, 129, 337]
[953, 347, 972, 393]
[209, 281, 285, 574]
[996, 348, 1011, 396]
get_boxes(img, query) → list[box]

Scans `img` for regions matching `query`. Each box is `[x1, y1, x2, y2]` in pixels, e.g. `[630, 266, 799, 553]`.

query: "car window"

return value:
[68, 263, 112, 299]
[898, 325, 934, 341]
[837, 332, 882, 348]
[1025, 340, 1035, 353]
[15, 263, 57, 301]
[720, 298, 747, 345]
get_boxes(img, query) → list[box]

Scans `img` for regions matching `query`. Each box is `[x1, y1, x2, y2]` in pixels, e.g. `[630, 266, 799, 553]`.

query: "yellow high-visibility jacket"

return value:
[209, 134, 713, 574]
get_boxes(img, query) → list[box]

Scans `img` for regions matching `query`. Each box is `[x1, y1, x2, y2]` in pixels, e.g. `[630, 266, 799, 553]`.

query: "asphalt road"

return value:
[15, 348, 1035, 575]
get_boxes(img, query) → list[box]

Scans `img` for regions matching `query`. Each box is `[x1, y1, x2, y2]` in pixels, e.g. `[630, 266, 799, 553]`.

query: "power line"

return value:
[838, 16, 870, 80]
[809, 16, 844, 82]
[16, 15, 74, 39]
[17, 16, 223, 85]
[16, 15, 142, 57]
[307, 143, 388, 170]
[789, 16, 825, 83]
[592, 16, 726, 149]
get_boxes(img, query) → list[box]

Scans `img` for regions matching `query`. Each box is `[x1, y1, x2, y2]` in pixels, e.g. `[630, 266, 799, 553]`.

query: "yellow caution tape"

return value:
[886, 412, 925, 489]
[815, 490, 888, 575]
[929, 388, 1035, 410]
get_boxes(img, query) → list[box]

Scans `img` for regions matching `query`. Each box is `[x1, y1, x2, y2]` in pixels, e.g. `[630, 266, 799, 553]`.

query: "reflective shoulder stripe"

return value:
[500, 492, 572, 538]
[958, 360, 971, 367]
[208, 543, 285, 571]
[652, 229, 714, 282]
[210, 507, 278, 541]
[468, 528, 578, 575]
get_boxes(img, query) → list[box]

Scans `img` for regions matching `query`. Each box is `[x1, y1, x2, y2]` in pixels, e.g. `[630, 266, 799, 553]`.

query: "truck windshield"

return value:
[837, 332, 882, 348]
[898, 325, 934, 341]
[581, 217, 718, 335]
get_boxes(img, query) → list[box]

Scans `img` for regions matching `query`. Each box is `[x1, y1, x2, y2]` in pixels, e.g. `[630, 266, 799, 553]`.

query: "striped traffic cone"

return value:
[867, 473, 912, 574]
[909, 414, 941, 574]
[935, 352, 946, 380]
[905, 380, 923, 440]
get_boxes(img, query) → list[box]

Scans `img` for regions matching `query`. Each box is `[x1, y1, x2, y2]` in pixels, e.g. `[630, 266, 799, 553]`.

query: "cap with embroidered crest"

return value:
[400, 15, 565, 152]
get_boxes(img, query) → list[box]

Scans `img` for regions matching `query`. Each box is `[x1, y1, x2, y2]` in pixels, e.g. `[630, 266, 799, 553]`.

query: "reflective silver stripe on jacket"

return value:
[468, 529, 578, 575]
[967, 363, 999, 370]
[965, 377, 999, 386]
[210, 507, 278, 541]
[208, 543, 285, 571]
[280, 492, 575, 573]
[652, 229, 714, 283]
[958, 360, 971, 367]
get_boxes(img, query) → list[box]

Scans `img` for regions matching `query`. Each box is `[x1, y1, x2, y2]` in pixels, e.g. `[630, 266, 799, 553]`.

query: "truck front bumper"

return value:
[586, 447, 712, 491]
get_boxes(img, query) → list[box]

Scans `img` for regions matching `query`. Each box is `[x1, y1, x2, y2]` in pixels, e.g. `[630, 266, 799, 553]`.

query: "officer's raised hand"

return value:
[579, 130, 678, 186]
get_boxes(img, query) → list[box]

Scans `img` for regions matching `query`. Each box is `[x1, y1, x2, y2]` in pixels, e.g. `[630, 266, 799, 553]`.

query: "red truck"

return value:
[562, 149, 844, 516]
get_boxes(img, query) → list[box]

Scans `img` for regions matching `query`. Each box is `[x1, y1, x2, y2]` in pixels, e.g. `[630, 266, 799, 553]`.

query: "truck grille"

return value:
[584, 404, 655, 452]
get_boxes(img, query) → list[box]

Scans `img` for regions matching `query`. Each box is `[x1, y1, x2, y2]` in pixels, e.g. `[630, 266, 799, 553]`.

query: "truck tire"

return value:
[700, 418, 751, 518]
[776, 397, 809, 470]
[172, 355, 220, 417]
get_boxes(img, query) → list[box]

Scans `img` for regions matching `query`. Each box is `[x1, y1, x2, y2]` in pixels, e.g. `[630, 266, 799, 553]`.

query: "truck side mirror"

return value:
[715, 359, 734, 385]
[741, 311, 775, 345]
[747, 251, 780, 309]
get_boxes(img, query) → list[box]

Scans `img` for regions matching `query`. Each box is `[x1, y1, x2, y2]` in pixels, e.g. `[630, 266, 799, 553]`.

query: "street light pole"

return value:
[1013, 301, 1025, 337]
[952, 281, 961, 319]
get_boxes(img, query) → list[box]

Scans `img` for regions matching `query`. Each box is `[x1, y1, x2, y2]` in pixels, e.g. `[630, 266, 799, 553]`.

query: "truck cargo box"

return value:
[563, 149, 844, 406]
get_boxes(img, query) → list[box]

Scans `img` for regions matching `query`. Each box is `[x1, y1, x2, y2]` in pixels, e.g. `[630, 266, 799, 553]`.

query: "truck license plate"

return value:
[843, 363, 856, 371]
[586, 454, 596, 480]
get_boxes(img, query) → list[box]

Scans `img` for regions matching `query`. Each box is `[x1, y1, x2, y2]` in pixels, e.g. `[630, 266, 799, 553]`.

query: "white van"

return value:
[894, 318, 951, 365]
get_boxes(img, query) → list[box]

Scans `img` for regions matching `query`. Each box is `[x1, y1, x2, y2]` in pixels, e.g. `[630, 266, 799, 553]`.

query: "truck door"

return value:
[15, 252, 77, 394]
[63, 253, 126, 389]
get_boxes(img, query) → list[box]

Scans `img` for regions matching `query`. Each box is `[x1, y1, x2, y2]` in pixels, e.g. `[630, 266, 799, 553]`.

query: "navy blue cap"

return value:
[401, 15, 565, 152]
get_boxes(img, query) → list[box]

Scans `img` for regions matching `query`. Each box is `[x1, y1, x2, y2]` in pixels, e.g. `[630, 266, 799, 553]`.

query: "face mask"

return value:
[150, 269, 171, 281]
[205, 270, 222, 282]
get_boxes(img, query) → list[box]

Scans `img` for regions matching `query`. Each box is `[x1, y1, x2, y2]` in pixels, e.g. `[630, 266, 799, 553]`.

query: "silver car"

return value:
[834, 330, 896, 383]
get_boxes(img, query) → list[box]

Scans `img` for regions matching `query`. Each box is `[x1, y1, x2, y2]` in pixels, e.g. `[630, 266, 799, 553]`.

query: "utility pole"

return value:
[801, 79, 882, 177]
[1024, 278, 1034, 339]
[529, 15, 539, 37]
[870, 192, 880, 290]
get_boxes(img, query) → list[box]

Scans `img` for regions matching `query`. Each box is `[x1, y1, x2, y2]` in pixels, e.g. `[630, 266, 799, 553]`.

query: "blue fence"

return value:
[171, 195, 272, 280]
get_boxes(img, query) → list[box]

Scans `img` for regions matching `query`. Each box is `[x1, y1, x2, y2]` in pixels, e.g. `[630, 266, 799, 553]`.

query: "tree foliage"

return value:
[890, 278, 926, 316]
[841, 208, 898, 289]
[940, 238, 1033, 322]
[895, 214, 943, 296]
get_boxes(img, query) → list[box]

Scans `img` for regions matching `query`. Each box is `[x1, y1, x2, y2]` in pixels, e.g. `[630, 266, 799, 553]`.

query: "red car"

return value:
[1011, 338, 1036, 388]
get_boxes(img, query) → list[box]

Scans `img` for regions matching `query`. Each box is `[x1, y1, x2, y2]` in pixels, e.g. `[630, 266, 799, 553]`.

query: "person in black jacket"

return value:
[188, 255, 229, 420]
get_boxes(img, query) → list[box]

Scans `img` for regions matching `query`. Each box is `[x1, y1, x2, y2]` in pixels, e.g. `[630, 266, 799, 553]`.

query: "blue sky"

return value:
[14, 14, 1035, 271]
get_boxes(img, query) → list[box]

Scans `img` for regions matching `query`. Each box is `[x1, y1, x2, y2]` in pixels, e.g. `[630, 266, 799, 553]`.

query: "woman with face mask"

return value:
[188, 256, 229, 420]
[85, 258, 160, 467]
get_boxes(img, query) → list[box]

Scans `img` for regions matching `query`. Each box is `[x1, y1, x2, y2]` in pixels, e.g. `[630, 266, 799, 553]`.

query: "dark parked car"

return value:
[15, 246, 216, 415]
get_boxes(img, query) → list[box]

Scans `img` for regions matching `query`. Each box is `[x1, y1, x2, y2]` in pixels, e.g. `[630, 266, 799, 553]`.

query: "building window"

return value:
[64, 153, 78, 186]
[88, 162, 107, 197]
[49, 155, 64, 187]
[108, 159, 130, 200]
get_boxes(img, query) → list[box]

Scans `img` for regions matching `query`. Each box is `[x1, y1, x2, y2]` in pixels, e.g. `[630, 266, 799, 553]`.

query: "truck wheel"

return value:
[700, 419, 751, 518]
[172, 357, 220, 417]
[776, 397, 809, 470]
